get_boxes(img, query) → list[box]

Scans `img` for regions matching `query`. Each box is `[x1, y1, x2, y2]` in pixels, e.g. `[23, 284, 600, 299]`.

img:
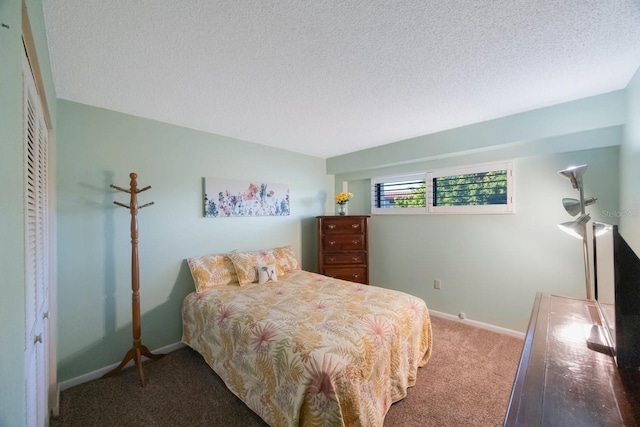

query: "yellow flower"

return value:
[335, 192, 354, 205]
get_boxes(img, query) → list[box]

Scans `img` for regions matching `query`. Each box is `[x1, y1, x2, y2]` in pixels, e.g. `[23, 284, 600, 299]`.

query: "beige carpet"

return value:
[51, 315, 523, 426]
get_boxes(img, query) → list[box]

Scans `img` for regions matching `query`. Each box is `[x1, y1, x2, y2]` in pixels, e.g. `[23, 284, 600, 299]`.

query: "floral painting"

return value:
[204, 178, 290, 217]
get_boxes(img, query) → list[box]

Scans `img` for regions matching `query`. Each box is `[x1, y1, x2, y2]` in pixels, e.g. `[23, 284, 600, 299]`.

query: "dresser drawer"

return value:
[323, 267, 368, 284]
[321, 217, 366, 234]
[322, 234, 365, 251]
[323, 252, 366, 265]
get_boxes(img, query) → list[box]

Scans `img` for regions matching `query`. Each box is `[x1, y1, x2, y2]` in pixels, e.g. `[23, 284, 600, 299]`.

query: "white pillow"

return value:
[257, 264, 277, 285]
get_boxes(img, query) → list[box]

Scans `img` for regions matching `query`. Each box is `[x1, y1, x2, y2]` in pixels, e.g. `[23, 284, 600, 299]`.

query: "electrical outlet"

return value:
[434, 279, 441, 290]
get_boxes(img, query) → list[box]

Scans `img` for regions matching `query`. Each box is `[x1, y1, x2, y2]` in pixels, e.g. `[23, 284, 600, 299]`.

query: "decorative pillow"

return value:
[270, 245, 301, 276]
[228, 249, 278, 286]
[187, 253, 239, 293]
[257, 263, 278, 285]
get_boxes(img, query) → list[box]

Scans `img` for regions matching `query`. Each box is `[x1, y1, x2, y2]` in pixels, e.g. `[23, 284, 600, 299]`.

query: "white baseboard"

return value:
[58, 341, 186, 392]
[429, 310, 525, 340]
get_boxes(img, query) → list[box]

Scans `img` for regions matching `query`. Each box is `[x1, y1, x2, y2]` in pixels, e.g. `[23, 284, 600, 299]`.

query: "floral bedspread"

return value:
[182, 270, 432, 427]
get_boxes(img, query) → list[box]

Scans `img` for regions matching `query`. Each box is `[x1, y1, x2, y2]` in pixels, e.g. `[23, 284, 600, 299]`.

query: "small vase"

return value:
[338, 204, 346, 216]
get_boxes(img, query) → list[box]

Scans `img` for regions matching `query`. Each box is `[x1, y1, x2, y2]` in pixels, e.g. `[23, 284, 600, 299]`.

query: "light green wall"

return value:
[0, 0, 56, 425]
[55, 100, 328, 381]
[621, 67, 640, 252]
[330, 94, 624, 332]
[328, 91, 625, 174]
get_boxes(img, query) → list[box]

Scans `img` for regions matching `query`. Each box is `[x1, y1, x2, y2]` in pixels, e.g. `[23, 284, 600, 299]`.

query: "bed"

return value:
[182, 247, 432, 427]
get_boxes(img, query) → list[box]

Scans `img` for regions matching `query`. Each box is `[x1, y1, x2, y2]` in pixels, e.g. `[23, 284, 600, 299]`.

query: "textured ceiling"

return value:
[43, 0, 640, 158]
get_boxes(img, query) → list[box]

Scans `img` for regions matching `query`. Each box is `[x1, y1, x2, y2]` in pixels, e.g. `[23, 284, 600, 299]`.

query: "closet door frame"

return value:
[22, 0, 57, 420]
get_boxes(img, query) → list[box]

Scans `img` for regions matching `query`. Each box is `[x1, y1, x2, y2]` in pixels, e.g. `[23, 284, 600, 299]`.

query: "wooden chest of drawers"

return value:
[317, 215, 370, 285]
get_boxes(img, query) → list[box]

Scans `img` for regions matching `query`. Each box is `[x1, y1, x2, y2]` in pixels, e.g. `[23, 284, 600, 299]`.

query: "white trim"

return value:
[428, 309, 525, 340]
[58, 342, 186, 391]
[371, 161, 515, 215]
[23, 47, 52, 427]
[22, 8, 59, 417]
[371, 172, 427, 185]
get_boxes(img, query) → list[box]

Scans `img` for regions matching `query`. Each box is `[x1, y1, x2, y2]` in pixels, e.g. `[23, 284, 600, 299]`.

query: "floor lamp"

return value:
[557, 164, 597, 300]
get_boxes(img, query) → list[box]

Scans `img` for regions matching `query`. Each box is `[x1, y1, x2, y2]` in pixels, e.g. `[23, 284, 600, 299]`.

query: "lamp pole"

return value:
[558, 164, 594, 300]
[581, 229, 592, 300]
[577, 176, 593, 300]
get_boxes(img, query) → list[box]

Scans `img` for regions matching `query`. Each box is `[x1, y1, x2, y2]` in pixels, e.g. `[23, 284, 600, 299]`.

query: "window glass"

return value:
[371, 162, 514, 215]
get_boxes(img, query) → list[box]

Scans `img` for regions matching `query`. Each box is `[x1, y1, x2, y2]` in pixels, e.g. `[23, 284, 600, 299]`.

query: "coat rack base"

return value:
[101, 343, 164, 387]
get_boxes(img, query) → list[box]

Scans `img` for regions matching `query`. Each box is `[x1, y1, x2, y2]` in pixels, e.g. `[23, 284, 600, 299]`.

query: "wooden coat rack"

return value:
[102, 172, 163, 386]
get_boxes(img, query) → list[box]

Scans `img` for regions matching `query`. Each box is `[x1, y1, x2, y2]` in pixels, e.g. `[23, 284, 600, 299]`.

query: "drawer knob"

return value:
[351, 224, 360, 229]
[329, 240, 336, 245]
[328, 257, 336, 261]
[353, 274, 360, 279]
[352, 256, 360, 261]
[352, 240, 359, 244]
[328, 224, 336, 229]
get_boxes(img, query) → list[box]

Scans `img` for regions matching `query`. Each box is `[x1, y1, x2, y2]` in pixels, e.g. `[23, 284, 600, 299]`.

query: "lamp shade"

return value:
[562, 197, 598, 216]
[558, 213, 591, 239]
[558, 164, 588, 189]
[562, 198, 581, 216]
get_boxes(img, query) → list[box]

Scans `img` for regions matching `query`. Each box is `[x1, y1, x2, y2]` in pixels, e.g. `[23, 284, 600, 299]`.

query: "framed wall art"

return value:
[204, 178, 290, 217]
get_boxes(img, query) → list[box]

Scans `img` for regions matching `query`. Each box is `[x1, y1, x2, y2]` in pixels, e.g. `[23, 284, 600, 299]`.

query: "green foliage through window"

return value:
[371, 162, 514, 214]
[394, 184, 426, 208]
[433, 170, 507, 206]
[373, 178, 426, 208]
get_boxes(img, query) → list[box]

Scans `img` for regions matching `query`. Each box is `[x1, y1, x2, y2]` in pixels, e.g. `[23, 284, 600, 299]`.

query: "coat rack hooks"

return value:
[102, 172, 163, 386]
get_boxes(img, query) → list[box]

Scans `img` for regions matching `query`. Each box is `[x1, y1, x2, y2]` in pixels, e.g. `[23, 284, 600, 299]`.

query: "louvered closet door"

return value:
[23, 50, 50, 427]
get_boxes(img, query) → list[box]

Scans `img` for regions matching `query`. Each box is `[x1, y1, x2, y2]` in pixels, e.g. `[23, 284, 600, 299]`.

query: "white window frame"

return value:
[371, 172, 428, 215]
[371, 161, 515, 215]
